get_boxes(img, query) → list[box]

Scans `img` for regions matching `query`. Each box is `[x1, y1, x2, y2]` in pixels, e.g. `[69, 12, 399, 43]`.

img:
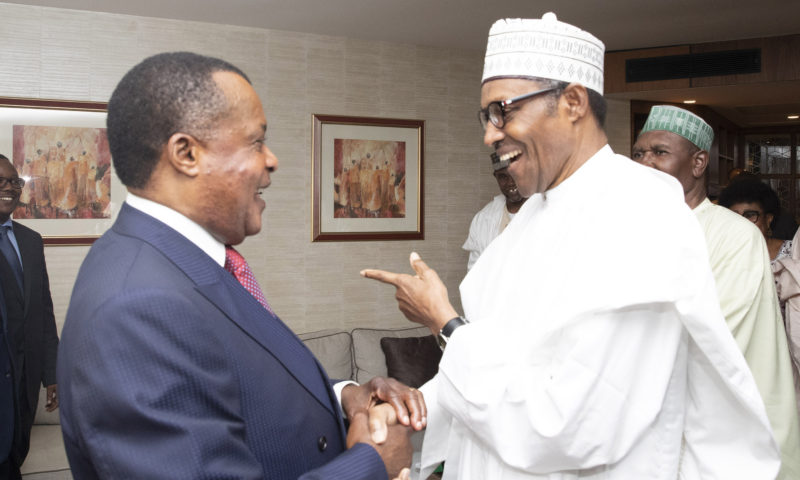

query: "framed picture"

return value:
[0, 97, 124, 246]
[312, 114, 424, 241]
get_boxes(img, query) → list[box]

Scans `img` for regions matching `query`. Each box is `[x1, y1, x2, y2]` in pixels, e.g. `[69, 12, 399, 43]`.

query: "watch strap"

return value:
[437, 316, 468, 350]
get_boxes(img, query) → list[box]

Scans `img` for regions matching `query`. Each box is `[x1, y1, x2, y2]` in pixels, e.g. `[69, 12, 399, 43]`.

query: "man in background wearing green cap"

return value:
[633, 104, 800, 479]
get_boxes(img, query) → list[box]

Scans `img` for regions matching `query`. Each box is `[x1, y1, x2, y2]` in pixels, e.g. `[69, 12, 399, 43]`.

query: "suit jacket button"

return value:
[317, 436, 327, 452]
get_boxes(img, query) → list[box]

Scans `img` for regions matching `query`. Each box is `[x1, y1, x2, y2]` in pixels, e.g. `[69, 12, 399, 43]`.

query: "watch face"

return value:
[437, 333, 448, 351]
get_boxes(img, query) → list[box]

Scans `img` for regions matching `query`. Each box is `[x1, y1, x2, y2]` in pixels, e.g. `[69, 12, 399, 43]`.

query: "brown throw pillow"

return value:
[380, 335, 442, 388]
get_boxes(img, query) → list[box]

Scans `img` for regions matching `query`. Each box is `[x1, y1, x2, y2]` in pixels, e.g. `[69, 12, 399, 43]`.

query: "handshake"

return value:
[341, 376, 428, 480]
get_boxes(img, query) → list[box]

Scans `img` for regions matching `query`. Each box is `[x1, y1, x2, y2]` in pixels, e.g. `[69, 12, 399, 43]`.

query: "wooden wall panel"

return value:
[605, 46, 691, 94]
[606, 34, 800, 92]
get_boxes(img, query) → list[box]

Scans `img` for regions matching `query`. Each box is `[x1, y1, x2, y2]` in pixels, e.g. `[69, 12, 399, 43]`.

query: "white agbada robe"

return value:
[463, 194, 513, 270]
[418, 146, 779, 479]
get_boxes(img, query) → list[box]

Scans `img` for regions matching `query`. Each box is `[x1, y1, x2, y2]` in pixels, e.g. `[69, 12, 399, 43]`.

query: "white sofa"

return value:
[21, 325, 431, 479]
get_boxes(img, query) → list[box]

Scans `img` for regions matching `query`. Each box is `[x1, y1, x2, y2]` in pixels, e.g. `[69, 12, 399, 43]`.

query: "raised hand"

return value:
[360, 252, 458, 334]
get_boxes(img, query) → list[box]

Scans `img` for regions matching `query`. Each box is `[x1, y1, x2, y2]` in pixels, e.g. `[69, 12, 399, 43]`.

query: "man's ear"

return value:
[562, 83, 590, 123]
[692, 149, 709, 179]
[165, 132, 202, 178]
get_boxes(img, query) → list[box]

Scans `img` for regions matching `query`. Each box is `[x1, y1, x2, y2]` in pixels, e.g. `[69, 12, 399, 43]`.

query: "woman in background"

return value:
[724, 178, 800, 416]
[719, 177, 793, 266]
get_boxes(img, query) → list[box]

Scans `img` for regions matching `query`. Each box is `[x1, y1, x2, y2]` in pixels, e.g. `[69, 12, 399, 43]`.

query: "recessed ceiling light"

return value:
[788, 115, 799, 120]
[683, 100, 696, 104]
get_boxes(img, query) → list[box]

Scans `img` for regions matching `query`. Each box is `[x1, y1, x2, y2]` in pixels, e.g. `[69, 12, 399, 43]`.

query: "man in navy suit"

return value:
[0, 154, 59, 479]
[58, 52, 423, 479]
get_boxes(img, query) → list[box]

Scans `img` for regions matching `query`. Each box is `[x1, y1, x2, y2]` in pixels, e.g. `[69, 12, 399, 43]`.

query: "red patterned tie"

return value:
[224, 246, 274, 314]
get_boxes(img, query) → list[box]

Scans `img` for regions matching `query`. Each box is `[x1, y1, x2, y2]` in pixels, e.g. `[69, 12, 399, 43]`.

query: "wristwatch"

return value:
[437, 316, 468, 351]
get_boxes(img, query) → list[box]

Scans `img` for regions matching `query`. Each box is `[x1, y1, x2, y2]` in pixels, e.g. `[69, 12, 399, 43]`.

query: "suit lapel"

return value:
[112, 205, 336, 416]
[0, 277, 6, 337]
[0, 247, 23, 307]
[13, 225, 34, 317]
[194, 279, 336, 415]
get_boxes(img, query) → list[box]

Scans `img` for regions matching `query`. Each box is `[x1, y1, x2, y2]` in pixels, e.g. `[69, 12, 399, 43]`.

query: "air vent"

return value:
[626, 48, 761, 83]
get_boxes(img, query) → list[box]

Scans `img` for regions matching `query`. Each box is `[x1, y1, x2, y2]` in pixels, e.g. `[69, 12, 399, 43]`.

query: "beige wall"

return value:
[0, 2, 631, 336]
[0, 2, 495, 335]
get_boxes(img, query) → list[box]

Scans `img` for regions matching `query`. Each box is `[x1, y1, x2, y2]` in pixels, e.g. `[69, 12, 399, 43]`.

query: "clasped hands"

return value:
[347, 252, 458, 478]
[342, 376, 426, 479]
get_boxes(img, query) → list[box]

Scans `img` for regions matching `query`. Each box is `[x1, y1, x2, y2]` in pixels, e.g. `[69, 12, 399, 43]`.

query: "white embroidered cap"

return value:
[482, 12, 606, 94]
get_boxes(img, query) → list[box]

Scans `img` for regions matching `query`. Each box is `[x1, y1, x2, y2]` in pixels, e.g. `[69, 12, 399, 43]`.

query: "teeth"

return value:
[499, 150, 522, 162]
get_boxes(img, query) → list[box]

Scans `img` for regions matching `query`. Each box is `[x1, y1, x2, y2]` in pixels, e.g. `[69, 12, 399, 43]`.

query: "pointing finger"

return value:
[360, 268, 401, 286]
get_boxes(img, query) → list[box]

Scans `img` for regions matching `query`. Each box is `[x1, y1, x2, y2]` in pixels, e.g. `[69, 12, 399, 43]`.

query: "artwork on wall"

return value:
[312, 114, 424, 241]
[0, 97, 124, 245]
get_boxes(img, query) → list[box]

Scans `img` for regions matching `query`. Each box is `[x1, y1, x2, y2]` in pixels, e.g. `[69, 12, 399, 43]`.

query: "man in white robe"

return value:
[362, 13, 780, 480]
[633, 105, 800, 479]
[463, 153, 526, 269]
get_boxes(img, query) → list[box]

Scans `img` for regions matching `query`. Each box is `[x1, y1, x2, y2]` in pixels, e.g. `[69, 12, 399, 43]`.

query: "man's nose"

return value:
[265, 147, 278, 172]
[483, 123, 503, 147]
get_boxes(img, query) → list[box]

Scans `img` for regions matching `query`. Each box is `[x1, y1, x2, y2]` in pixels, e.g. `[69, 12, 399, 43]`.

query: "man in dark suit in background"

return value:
[0, 153, 59, 479]
[58, 52, 422, 479]
[1, 286, 16, 478]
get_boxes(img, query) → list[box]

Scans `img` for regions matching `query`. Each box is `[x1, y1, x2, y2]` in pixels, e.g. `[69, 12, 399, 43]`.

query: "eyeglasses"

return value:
[478, 87, 559, 130]
[742, 210, 760, 222]
[0, 177, 25, 189]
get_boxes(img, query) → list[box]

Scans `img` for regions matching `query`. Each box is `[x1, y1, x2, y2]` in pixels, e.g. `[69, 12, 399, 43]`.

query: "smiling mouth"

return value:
[0, 195, 16, 202]
[498, 150, 522, 164]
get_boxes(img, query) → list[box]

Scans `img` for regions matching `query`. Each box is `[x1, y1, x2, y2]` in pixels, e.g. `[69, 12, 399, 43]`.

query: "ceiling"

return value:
[7, 0, 800, 127]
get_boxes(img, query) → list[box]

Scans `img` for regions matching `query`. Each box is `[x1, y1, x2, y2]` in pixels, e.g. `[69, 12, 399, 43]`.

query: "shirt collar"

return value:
[125, 192, 226, 267]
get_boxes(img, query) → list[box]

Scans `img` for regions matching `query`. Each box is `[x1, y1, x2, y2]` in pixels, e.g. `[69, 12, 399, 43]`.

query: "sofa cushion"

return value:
[351, 326, 429, 384]
[380, 336, 441, 388]
[298, 329, 353, 380]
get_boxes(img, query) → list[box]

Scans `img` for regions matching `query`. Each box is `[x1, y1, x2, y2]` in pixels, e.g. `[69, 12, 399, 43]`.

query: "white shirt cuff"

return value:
[333, 380, 359, 418]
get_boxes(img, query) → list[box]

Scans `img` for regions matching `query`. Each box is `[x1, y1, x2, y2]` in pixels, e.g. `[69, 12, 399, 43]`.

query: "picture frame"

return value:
[0, 97, 124, 246]
[312, 114, 424, 242]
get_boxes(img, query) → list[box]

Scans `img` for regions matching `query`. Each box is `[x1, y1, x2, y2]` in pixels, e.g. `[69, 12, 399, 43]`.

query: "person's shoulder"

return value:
[473, 194, 505, 218]
[611, 153, 685, 195]
[484, 194, 505, 209]
[594, 152, 686, 215]
[11, 220, 43, 241]
[697, 202, 767, 263]
[700, 201, 762, 238]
